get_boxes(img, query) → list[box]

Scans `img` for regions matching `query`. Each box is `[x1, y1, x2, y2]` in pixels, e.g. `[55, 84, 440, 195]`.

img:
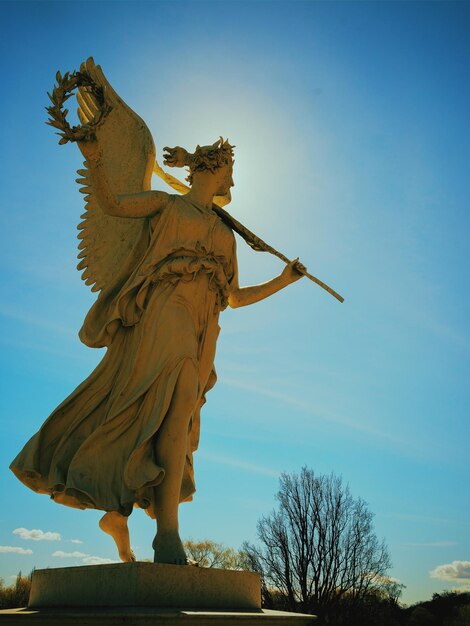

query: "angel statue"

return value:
[10, 59, 342, 566]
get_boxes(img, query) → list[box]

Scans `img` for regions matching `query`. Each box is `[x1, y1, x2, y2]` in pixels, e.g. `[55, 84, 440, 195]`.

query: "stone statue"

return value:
[10, 58, 342, 566]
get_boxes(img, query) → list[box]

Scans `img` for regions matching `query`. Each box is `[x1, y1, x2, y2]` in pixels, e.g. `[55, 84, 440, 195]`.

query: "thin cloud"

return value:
[82, 556, 116, 565]
[394, 302, 469, 350]
[403, 541, 457, 548]
[52, 550, 88, 558]
[51, 550, 116, 565]
[199, 450, 279, 477]
[70, 539, 83, 544]
[0, 304, 76, 338]
[0, 546, 33, 555]
[13, 528, 61, 542]
[365, 574, 401, 585]
[430, 561, 470, 581]
[380, 512, 470, 527]
[222, 376, 404, 445]
[0, 335, 90, 362]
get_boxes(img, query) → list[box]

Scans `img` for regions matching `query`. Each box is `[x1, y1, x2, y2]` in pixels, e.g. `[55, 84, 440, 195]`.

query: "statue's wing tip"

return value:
[81, 57, 99, 75]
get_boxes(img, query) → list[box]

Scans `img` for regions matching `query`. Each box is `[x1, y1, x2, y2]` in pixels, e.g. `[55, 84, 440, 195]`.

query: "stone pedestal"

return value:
[0, 563, 316, 625]
[0, 607, 316, 625]
[29, 562, 260, 609]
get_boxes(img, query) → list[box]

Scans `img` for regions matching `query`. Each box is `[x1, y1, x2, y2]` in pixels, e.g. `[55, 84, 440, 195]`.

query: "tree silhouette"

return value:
[243, 468, 393, 622]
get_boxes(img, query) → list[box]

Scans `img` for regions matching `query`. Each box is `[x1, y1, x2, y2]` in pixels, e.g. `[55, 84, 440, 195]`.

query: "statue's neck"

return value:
[184, 179, 215, 210]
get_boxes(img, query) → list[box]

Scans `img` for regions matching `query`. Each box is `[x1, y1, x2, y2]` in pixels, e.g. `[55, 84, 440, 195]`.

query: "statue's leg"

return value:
[99, 511, 136, 563]
[152, 359, 198, 565]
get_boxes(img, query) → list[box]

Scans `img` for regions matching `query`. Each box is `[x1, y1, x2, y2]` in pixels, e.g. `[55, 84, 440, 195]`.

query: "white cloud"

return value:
[378, 576, 401, 584]
[0, 546, 33, 555]
[51, 550, 117, 565]
[430, 561, 470, 581]
[70, 539, 83, 544]
[52, 550, 88, 558]
[362, 573, 401, 585]
[82, 556, 116, 565]
[13, 528, 61, 542]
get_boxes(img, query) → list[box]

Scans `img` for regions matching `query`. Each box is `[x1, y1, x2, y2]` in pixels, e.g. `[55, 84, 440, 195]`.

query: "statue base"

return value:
[0, 563, 317, 624]
[28, 562, 260, 609]
[0, 607, 315, 625]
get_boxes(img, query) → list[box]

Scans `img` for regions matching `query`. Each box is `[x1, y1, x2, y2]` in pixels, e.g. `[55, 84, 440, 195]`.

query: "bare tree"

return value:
[243, 468, 392, 620]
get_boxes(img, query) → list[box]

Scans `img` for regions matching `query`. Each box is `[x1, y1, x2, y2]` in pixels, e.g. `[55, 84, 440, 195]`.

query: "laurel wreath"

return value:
[46, 70, 112, 145]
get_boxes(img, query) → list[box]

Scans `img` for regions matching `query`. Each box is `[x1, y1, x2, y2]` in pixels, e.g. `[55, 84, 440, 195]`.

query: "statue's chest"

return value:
[149, 197, 233, 259]
[171, 201, 229, 254]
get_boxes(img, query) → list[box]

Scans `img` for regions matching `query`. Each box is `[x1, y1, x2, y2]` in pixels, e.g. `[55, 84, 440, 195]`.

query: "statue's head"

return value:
[163, 138, 235, 200]
[186, 137, 234, 186]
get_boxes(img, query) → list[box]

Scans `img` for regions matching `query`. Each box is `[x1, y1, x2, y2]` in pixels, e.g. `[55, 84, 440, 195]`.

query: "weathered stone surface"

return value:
[29, 563, 261, 610]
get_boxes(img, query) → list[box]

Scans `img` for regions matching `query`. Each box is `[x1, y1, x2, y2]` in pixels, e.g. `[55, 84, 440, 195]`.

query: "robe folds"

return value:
[10, 195, 237, 518]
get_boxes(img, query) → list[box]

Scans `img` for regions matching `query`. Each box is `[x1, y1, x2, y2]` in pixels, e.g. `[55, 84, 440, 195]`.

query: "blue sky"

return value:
[0, 0, 469, 606]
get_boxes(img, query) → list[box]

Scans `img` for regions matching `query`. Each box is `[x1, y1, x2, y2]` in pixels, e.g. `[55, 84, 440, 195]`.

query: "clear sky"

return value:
[0, 0, 468, 606]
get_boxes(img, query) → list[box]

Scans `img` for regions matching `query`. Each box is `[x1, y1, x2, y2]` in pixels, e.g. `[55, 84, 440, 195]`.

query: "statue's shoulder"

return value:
[217, 215, 236, 240]
[166, 193, 188, 212]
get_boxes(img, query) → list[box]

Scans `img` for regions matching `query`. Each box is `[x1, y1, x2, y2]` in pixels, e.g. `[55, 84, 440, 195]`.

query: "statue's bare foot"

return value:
[99, 511, 136, 563]
[152, 530, 188, 565]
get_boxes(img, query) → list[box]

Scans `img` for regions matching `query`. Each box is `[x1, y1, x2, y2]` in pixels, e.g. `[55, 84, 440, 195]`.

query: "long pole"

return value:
[153, 161, 344, 303]
[212, 204, 344, 303]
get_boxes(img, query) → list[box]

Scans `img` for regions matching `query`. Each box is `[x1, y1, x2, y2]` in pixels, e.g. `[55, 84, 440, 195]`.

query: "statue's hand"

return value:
[77, 138, 102, 163]
[163, 146, 189, 168]
[281, 258, 307, 284]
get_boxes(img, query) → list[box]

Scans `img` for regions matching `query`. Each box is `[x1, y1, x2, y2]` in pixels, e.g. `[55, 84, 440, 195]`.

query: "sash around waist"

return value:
[79, 252, 233, 349]
[143, 253, 233, 310]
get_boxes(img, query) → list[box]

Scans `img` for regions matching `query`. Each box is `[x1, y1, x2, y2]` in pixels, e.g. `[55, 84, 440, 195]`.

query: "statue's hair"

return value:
[186, 137, 234, 184]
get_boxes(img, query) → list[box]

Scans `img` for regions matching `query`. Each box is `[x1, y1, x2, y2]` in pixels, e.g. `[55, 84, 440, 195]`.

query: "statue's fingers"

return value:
[90, 62, 121, 108]
[77, 92, 95, 122]
[77, 108, 88, 125]
[79, 88, 100, 117]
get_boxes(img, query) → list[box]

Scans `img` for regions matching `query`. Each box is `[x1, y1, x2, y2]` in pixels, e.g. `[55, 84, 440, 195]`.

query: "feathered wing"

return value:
[75, 57, 156, 292]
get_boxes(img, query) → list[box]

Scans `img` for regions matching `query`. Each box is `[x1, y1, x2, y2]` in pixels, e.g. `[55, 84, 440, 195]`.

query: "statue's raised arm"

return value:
[73, 57, 157, 292]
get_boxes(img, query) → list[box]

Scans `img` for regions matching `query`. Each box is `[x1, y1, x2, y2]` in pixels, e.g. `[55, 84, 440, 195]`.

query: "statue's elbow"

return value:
[103, 199, 125, 218]
[228, 292, 241, 309]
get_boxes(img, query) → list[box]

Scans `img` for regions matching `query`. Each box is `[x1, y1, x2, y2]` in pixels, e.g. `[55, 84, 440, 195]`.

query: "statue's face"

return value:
[215, 163, 234, 196]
